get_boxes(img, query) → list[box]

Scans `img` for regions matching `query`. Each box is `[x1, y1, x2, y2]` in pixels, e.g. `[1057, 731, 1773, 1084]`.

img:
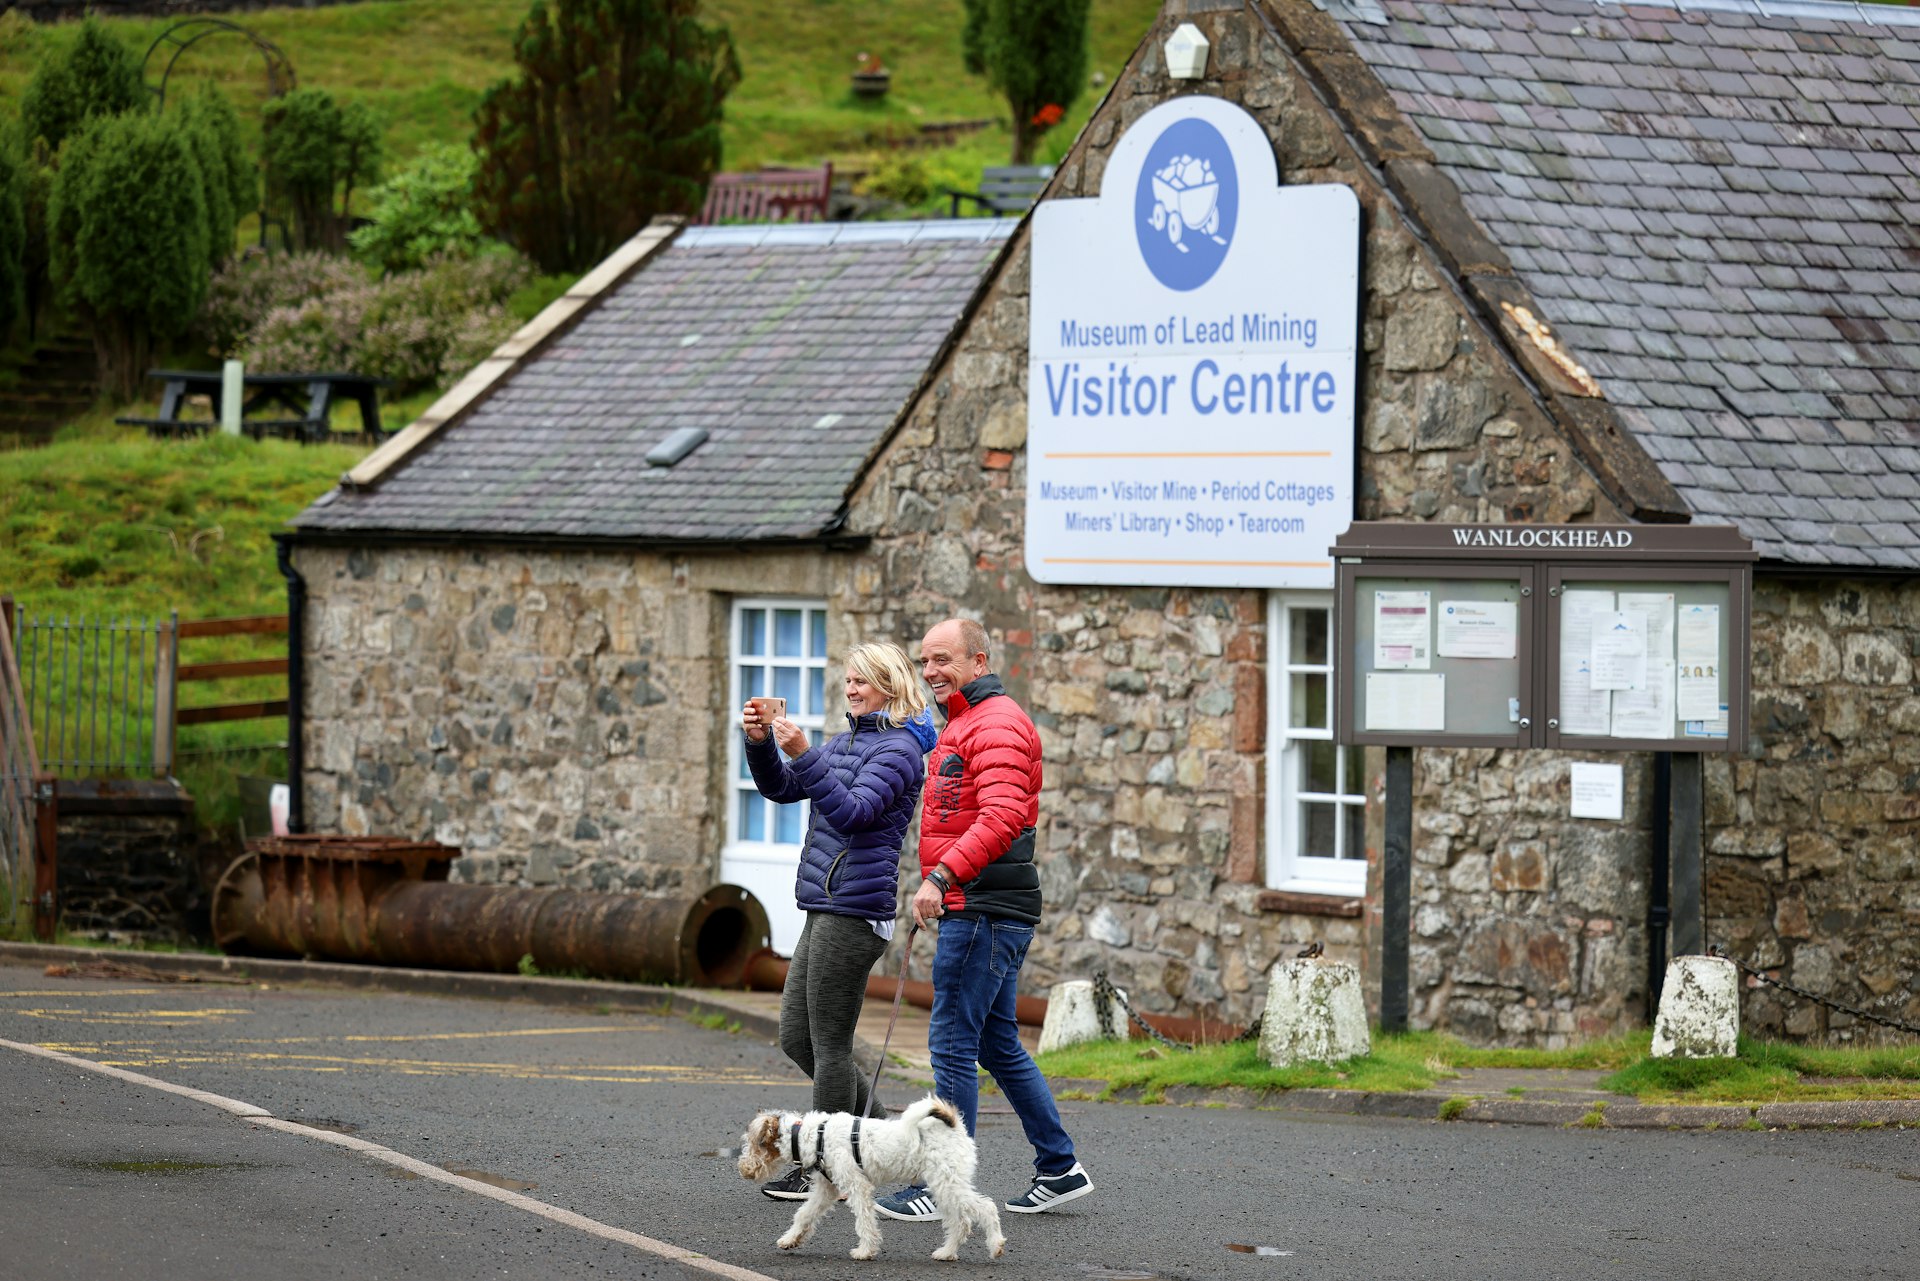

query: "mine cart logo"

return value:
[1134, 117, 1238, 291]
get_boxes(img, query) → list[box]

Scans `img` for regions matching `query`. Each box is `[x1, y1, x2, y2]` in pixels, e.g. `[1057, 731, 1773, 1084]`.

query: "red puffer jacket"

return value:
[919, 674, 1043, 924]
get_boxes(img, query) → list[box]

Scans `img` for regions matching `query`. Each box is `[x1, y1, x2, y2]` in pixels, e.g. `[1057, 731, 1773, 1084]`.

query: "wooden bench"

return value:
[697, 164, 834, 225]
[947, 164, 1055, 217]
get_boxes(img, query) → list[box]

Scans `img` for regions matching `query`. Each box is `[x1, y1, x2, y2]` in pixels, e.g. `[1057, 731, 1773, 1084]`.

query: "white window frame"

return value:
[1265, 590, 1368, 895]
[724, 598, 831, 860]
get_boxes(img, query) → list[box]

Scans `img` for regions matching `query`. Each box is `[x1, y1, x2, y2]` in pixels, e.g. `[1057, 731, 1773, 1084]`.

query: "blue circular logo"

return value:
[1133, 117, 1238, 292]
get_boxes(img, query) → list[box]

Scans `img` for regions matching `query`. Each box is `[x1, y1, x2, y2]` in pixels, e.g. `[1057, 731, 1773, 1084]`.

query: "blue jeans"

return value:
[928, 914, 1076, 1177]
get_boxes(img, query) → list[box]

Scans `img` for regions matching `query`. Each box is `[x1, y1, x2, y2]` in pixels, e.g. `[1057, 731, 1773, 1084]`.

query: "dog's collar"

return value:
[788, 1120, 803, 1166]
[850, 1116, 863, 1169]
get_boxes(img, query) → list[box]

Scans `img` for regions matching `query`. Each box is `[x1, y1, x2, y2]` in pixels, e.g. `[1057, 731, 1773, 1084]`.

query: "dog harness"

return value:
[787, 1117, 864, 1172]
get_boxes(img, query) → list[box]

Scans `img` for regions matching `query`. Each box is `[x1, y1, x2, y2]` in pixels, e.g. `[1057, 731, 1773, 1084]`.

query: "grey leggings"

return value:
[780, 911, 890, 1118]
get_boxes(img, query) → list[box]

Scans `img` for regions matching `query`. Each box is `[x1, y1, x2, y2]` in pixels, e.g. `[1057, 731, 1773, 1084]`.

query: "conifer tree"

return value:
[473, 0, 741, 274]
[962, 0, 1092, 165]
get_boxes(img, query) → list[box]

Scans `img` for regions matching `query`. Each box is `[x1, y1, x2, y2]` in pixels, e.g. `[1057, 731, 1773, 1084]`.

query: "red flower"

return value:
[1030, 102, 1065, 129]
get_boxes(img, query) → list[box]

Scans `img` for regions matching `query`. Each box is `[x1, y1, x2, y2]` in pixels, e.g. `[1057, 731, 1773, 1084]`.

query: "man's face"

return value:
[920, 623, 986, 704]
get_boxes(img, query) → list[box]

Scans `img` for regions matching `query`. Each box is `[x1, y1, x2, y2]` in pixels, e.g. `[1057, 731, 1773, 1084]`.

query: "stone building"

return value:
[286, 0, 1920, 1044]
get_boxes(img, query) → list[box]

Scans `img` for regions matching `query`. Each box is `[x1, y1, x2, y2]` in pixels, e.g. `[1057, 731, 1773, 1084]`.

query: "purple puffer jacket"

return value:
[745, 710, 940, 921]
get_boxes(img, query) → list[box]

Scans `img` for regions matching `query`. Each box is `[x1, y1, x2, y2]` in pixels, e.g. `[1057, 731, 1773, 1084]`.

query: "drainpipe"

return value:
[1647, 751, 1672, 1021]
[273, 535, 305, 834]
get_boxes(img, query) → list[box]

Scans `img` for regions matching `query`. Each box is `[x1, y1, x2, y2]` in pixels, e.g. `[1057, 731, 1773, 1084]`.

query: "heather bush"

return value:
[198, 250, 370, 356]
[237, 252, 529, 394]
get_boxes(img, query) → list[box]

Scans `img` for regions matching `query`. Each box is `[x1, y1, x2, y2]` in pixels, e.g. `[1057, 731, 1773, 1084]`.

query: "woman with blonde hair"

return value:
[741, 639, 938, 1200]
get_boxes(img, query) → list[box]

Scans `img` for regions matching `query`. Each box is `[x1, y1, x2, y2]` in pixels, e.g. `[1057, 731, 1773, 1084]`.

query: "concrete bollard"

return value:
[1651, 955, 1739, 1058]
[1037, 979, 1123, 1053]
[1258, 959, 1370, 1068]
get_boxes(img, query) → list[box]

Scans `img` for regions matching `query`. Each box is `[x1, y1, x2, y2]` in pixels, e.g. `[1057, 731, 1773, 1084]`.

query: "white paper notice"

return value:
[1437, 600, 1517, 659]
[1570, 761, 1625, 820]
[1373, 590, 1431, 669]
[1590, 611, 1648, 690]
[1620, 591, 1676, 662]
[1676, 603, 1722, 721]
[1559, 590, 1614, 736]
[1365, 672, 1446, 731]
[1612, 658, 1675, 738]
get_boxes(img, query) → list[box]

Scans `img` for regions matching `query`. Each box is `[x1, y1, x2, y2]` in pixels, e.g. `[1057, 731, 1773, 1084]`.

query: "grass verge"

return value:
[1033, 1030, 1920, 1106]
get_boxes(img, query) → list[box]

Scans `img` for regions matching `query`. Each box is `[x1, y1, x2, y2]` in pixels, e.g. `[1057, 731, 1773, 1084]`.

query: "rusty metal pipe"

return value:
[213, 836, 770, 987]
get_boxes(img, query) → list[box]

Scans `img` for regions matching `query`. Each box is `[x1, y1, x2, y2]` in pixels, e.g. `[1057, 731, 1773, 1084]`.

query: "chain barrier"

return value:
[1710, 944, 1920, 1038]
[1089, 940, 1323, 1052]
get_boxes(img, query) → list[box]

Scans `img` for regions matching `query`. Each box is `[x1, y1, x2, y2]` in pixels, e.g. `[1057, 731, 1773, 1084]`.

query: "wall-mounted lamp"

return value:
[1165, 23, 1210, 81]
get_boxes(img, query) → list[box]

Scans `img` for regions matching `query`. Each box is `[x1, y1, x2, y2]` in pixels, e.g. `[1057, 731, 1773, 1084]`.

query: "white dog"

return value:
[737, 1095, 1006, 1262]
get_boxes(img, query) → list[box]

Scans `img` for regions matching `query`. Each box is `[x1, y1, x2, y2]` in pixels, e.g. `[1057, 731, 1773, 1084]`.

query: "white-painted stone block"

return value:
[1259, 960, 1370, 1068]
[1651, 955, 1739, 1058]
[1037, 980, 1123, 1054]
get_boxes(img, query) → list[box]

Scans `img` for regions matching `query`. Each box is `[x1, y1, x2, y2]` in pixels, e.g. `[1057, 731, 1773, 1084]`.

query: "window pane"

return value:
[1302, 740, 1337, 794]
[1289, 672, 1328, 729]
[1342, 746, 1365, 797]
[1290, 607, 1328, 665]
[808, 667, 826, 717]
[774, 666, 802, 707]
[1341, 802, 1366, 862]
[775, 802, 803, 845]
[775, 609, 804, 656]
[740, 792, 764, 841]
[810, 611, 827, 658]
[1301, 801, 1335, 859]
[741, 609, 765, 656]
[738, 663, 763, 700]
[739, 749, 753, 779]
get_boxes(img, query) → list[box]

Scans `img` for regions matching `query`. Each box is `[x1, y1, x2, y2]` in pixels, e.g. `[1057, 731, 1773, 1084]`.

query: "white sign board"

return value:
[1027, 96, 1360, 588]
[1569, 761, 1625, 821]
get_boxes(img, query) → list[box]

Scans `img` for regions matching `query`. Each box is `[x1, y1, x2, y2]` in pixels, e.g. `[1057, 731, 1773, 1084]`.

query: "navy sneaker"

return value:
[761, 1166, 811, 1200]
[875, 1184, 940, 1221]
[1006, 1162, 1093, 1213]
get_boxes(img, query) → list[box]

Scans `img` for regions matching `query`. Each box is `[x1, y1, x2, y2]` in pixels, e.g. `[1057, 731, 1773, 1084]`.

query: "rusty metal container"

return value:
[212, 835, 769, 987]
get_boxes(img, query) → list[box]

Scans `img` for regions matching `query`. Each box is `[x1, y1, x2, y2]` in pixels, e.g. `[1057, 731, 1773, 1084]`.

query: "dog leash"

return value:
[859, 920, 920, 1123]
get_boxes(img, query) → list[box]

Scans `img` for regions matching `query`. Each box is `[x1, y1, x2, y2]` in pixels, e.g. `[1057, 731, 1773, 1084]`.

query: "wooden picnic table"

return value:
[116, 369, 391, 444]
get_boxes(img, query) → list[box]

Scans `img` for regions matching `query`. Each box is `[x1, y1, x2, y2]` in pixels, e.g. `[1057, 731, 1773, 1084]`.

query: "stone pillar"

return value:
[1259, 959, 1371, 1067]
[1037, 979, 1122, 1053]
[1650, 955, 1739, 1059]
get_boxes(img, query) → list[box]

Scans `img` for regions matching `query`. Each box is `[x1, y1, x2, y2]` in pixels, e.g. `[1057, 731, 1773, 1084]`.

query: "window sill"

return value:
[1256, 888, 1363, 918]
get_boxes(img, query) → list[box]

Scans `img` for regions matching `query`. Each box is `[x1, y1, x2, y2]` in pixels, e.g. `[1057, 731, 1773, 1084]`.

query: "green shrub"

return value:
[20, 16, 147, 152]
[262, 87, 383, 253]
[348, 143, 492, 274]
[50, 112, 211, 400]
[174, 87, 255, 264]
[0, 139, 23, 340]
[473, 0, 741, 274]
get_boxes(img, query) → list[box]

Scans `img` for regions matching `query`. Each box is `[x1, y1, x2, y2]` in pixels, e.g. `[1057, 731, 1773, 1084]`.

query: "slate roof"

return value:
[294, 220, 1015, 541]
[1329, 0, 1920, 569]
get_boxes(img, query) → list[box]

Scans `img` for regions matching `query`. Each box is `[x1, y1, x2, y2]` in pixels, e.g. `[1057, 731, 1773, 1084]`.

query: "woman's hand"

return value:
[742, 702, 768, 743]
[771, 716, 809, 759]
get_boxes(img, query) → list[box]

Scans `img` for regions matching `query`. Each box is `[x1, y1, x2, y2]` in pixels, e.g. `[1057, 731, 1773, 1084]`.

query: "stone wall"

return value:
[55, 779, 204, 943]
[294, 542, 844, 893]
[1706, 576, 1920, 1039]
[839, 1, 1638, 1040]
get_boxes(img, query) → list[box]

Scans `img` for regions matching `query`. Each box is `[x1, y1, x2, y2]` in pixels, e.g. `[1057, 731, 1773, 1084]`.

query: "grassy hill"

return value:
[0, 0, 1160, 180]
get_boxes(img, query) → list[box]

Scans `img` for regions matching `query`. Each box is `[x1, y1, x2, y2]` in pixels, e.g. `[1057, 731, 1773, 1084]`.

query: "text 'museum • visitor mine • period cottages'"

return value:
[284, 0, 1920, 1046]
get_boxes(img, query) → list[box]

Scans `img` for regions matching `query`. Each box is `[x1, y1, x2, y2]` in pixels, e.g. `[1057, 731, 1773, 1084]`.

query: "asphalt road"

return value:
[2, 961, 1916, 1281]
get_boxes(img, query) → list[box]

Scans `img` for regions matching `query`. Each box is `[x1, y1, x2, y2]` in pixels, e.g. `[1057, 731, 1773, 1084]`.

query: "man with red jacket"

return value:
[876, 618, 1094, 1222]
